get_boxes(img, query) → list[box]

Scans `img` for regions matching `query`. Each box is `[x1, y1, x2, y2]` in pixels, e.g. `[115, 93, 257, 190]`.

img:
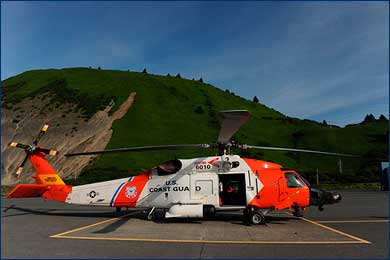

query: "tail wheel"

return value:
[250, 210, 266, 225]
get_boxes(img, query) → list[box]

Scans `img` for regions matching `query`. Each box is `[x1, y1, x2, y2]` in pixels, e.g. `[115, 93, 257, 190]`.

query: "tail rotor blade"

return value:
[8, 142, 29, 150]
[241, 145, 357, 157]
[33, 123, 50, 145]
[35, 147, 59, 156]
[14, 155, 29, 178]
[217, 110, 251, 144]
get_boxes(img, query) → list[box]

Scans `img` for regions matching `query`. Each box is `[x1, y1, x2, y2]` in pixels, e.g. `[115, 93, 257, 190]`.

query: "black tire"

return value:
[250, 210, 266, 225]
[292, 206, 304, 217]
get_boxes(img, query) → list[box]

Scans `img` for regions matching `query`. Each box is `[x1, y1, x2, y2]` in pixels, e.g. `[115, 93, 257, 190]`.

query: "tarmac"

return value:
[1, 191, 389, 258]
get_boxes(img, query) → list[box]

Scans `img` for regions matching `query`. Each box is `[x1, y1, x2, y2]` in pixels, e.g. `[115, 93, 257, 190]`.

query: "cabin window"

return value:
[285, 172, 305, 188]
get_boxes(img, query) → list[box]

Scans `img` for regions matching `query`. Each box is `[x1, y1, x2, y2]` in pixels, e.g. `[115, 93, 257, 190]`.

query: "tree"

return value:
[176, 73, 181, 78]
[167, 73, 171, 77]
[198, 78, 203, 83]
[379, 114, 388, 121]
[322, 120, 328, 125]
[142, 68, 147, 74]
[225, 89, 230, 94]
[97, 66, 101, 70]
[253, 96, 259, 103]
[363, 114, 376, 123]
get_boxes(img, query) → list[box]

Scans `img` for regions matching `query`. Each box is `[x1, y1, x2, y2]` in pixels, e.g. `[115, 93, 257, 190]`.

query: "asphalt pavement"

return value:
[1, 191, 389, 258]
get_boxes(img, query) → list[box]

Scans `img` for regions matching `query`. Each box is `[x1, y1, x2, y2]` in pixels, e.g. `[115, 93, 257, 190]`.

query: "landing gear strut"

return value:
[147, 207, 156, 220]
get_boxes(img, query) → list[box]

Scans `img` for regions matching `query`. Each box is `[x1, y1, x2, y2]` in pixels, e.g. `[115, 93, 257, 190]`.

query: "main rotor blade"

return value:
[241, 145, 357, 157]
[35, 147, 59, 156]
[8, 142, 29, 150]
[14, 155, 29, 178]
[65, 144, 211, 157]
[33, 123, 50, 145]
[217, 110, 251, 144]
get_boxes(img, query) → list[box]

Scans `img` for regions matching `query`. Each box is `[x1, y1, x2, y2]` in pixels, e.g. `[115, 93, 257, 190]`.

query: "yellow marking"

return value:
[52, 235, 368, 244]
[49, 150, 57, 156]
[50, 212, 136, 238]
[42, 125, 49, 131]
[39, 174, 65, 185]
[51, 212, 370, 245]
[317, 220, 389, 224]
[10, 142, 18, 147]
[300, 217, 371, 244]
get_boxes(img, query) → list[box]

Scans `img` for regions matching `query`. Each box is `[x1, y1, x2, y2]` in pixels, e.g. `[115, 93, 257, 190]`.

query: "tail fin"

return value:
[7, 152, 71, 202]
[29, 152, 65, 185]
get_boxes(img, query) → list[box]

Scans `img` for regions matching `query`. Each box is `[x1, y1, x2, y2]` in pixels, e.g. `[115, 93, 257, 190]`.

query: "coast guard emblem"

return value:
[125, 186, 137, 199]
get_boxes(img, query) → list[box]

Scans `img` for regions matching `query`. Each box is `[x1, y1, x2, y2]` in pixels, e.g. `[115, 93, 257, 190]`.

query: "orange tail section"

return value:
[7, 152, 72, 202]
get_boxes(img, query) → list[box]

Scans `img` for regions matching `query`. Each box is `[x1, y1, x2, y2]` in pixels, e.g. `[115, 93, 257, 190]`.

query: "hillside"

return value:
[2, 67, 388, 185]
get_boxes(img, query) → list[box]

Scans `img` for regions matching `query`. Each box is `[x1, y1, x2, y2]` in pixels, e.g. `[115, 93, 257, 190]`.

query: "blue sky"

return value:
[1, 1, 388, 126]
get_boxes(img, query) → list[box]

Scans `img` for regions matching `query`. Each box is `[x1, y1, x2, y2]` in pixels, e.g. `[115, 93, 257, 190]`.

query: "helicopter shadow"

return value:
[93, 211, 298, 234]
[1, 205, 124, 219]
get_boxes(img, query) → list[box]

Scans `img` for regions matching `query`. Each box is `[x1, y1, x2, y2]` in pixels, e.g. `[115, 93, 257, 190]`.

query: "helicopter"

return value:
[7, 110, 348, 225]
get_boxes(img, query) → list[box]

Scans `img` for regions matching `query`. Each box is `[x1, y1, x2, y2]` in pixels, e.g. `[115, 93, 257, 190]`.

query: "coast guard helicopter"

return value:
[7, 110, 347, 225]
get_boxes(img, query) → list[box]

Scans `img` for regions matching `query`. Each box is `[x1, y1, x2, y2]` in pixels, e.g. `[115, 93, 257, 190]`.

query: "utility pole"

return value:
[338, 158, 343, 174]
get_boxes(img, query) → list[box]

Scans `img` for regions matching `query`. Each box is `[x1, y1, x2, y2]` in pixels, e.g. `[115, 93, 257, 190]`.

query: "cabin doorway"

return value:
[218, 173, 246, 206]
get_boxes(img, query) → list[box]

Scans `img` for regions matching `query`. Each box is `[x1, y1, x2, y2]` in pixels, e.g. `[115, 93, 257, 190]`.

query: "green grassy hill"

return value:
[2, 67, 388, 185]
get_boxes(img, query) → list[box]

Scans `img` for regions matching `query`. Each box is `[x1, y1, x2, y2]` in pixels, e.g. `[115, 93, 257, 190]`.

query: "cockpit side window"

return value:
[285, 172, 305, 188]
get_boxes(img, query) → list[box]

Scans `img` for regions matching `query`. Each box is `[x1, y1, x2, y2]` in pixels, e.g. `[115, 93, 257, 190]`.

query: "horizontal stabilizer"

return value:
[7, 184, 48, 198]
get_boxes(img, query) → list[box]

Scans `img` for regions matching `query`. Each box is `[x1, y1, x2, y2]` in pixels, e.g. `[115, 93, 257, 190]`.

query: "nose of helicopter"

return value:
[309, 188, 342, 211]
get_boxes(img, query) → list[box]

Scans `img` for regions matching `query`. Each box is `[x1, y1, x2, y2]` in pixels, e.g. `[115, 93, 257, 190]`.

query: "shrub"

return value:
[194, 106, 204, 114]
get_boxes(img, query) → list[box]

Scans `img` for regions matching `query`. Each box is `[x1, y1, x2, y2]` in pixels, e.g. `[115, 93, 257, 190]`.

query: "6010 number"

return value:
[195, 164, 211, 170]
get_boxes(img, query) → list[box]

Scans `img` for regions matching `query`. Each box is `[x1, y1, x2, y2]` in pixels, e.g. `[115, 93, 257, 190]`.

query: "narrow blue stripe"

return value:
[128, 176, 134, 182]
[110, 182, 125, 207]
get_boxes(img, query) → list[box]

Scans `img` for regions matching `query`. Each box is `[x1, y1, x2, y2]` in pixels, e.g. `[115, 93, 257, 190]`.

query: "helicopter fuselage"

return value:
[64, 155, 328, 218]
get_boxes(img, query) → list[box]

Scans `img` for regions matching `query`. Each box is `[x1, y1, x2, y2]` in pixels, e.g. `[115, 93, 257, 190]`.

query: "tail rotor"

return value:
[8, 123, 59, 178]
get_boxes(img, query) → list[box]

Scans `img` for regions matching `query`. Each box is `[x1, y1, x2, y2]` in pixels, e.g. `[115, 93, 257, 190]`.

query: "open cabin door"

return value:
[218, 173, 247, 206]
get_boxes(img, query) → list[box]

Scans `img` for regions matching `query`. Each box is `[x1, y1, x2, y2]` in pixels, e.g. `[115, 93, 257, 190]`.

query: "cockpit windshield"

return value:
[285, 172, 306, 188]
[299, 175, 311, 187]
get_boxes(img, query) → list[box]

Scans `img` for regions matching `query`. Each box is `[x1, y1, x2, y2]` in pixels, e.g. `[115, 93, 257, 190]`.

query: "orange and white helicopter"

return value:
[7, 110, 348, 225]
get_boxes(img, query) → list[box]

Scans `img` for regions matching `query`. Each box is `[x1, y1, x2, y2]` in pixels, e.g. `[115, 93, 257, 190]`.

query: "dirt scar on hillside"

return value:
[1, 92, 136, 185]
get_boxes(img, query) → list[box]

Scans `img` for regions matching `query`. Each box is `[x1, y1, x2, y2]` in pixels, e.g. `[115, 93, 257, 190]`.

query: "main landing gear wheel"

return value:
[250, 210, 266, 225]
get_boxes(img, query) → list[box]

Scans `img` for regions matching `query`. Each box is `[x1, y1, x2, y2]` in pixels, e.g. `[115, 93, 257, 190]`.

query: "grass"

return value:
[3, 67, 388, 184]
